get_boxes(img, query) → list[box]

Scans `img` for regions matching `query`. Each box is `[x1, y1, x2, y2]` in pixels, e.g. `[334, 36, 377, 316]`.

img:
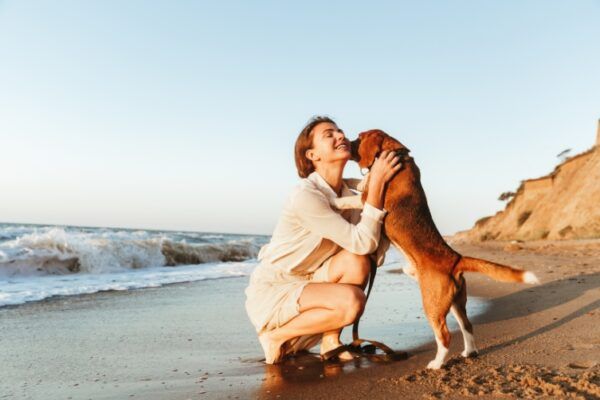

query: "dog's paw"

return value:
[461, 349, 479, 358]
[523, 271, 540, 284]
[426, 360, 444, 370]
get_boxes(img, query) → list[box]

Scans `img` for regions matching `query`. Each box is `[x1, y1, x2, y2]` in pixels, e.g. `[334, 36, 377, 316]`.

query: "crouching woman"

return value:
[245, 116, 400, 363]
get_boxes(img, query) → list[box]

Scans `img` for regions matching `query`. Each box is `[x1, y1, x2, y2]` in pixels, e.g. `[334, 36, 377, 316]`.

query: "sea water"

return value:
[0, 222, 269, 307]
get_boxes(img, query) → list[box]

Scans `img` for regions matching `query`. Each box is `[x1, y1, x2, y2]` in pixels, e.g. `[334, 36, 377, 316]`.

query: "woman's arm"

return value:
[293, 188, 386, 255]
[293, 151, 401, 255]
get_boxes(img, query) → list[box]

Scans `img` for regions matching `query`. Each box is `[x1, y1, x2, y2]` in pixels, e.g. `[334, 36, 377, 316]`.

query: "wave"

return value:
[162, 241, 258, 265]
[0, 228, 260, 278]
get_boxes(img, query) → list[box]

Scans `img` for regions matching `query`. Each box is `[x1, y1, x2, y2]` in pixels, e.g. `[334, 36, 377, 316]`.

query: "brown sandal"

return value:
[320, 344, 360, 362]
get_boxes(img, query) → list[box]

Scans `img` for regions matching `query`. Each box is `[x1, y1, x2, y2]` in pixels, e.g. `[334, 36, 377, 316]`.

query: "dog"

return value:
[344, 129, 540, 369]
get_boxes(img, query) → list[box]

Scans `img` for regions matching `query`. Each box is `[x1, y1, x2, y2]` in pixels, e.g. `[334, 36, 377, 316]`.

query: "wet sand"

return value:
[1, 239, 599, 399]
[254, 239, 600, 399]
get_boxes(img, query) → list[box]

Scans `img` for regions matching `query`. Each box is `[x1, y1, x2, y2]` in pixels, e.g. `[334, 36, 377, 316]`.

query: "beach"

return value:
[0, 244, 476, 400]
[253, 239, 600, 399]
[1, 238, 598, 399]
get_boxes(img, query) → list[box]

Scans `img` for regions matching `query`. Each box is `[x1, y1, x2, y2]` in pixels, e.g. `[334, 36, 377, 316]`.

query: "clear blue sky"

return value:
[1, 1, 599, 235]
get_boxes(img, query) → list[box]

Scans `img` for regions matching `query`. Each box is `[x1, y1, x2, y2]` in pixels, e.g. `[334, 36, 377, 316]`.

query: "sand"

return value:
[254, 239, 600, 399]
[1, 239, 599, 399]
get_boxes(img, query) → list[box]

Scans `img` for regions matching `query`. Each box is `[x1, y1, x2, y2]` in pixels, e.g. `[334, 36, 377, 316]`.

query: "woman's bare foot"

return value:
[320, 336, 354, 361]
[258, 331, 286, 364]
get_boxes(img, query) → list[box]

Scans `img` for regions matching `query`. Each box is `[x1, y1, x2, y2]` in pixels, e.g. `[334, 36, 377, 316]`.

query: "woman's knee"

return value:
[339, 286, 366, 325]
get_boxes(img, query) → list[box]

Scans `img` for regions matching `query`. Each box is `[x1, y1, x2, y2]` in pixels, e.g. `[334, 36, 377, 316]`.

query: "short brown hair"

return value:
[294, 116, 336, 178]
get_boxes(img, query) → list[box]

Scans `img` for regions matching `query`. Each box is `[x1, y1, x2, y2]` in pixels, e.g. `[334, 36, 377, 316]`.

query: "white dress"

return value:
[244, 171, 389, 355]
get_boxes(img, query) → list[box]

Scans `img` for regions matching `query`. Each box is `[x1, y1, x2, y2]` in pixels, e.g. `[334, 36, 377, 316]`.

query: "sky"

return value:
[0, 1, 599, 235]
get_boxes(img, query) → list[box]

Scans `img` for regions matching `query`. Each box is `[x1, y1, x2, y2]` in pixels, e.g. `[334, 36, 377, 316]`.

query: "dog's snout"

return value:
[350, 139, 360, 162]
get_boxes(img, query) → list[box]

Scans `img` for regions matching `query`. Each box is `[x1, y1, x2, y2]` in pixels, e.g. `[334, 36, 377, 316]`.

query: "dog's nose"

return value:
[349, 139, 359, 161]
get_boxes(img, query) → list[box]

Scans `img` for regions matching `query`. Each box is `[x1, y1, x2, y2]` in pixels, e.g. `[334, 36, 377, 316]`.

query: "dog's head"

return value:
[350, 129, 410, 169]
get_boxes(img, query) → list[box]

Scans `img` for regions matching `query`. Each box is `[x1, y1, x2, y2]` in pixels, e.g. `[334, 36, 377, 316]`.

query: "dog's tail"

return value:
[456, 256, 539, 284]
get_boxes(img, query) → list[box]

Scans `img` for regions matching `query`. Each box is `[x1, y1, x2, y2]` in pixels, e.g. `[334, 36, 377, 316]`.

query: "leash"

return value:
[351, 258, 377, 343]
[321, 258, 408, 361]
[349, 259, 402, 357]
[321, 150, 413, 362]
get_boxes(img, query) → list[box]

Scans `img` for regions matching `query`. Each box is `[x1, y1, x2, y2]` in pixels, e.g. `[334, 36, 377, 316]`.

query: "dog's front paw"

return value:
[426, 359, 444, 369]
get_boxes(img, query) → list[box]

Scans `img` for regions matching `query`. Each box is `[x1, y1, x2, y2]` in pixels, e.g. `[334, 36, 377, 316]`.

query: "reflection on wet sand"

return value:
[258, 350, 409, 397]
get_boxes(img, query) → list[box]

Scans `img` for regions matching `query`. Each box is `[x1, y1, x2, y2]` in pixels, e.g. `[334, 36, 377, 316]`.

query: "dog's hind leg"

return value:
[421, 279, 454, 369]
[426, 316, 451, 370]
[450, 277, 478, 358]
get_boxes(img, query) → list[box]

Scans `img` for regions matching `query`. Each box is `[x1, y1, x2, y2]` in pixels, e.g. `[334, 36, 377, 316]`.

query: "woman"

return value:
[245, 116, 401, 364]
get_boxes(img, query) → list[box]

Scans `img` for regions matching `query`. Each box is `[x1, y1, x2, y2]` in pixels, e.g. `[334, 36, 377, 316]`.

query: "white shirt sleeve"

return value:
[292, 187, 387, 255]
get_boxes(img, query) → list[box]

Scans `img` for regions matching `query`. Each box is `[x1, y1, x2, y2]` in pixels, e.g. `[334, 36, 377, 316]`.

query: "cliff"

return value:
[455, 120, 600, 242]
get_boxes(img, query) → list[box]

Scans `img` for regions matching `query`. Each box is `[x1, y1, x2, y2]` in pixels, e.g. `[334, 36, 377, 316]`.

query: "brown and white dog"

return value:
[343, 129, 539, 369]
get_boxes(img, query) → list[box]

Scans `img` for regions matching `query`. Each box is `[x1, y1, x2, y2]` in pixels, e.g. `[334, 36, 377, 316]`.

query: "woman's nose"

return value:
[334, 130, 345, 141]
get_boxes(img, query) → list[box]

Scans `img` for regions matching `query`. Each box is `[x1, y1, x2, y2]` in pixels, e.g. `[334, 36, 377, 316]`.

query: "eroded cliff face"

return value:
[455, 127, 600, 242]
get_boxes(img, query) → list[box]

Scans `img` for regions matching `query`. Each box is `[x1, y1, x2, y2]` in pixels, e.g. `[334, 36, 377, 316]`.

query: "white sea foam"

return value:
[0, 261, 257, 307]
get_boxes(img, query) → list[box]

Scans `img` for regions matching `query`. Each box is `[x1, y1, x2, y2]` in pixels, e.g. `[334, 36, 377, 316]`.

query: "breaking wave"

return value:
[0, 227, 261, 278]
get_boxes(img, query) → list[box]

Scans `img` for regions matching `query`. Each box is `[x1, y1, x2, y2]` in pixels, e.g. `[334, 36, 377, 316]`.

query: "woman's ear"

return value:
[305, 149, 319, 162]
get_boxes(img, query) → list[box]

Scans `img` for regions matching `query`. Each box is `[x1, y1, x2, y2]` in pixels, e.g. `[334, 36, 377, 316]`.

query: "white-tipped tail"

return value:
[523, 271, 540, 284]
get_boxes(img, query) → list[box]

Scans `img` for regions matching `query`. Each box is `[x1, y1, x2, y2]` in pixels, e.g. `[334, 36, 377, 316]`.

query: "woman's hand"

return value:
[369, 150, 402, 186]
[365, 150, 402, 211]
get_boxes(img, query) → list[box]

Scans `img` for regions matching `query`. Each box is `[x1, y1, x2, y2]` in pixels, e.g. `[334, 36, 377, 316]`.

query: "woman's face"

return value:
[306, 122, 351, 165]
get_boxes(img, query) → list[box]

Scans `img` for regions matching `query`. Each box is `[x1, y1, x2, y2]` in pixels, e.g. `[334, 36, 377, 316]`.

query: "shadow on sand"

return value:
[471, 271, 599, 356]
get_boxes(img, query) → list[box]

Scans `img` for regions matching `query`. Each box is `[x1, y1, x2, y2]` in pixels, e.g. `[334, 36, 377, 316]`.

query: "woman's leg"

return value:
[259, 250, 371, 363]
[320, 250, 371, 358]
[260, 282, 365, 363]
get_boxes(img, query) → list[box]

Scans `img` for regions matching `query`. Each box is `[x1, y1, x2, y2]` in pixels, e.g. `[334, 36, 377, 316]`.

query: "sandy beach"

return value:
[1, 239, 599, 399]
[254, 239, 600, 399]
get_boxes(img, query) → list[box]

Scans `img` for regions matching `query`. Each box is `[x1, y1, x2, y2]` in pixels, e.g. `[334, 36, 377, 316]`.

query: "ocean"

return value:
[0, 222, 270, 307]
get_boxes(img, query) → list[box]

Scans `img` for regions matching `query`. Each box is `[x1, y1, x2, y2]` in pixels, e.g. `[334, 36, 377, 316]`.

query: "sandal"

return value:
[349, 338, 409, 361]
[320, 344, 357, 362]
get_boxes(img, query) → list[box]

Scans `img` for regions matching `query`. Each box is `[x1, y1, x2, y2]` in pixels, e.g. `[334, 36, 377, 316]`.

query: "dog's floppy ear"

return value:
[358, 131, 385, 168]
[382, 136, 411, 155]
